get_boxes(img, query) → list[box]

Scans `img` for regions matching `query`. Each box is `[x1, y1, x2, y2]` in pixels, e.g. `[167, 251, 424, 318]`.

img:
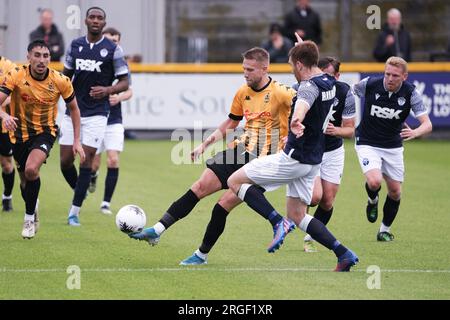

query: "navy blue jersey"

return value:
[64, 36, 129, 117]
[107, 100, 122, 125]
[354, 76, 427, 148]
[107, 73, 132, 125]
[325, 81, 355, 152]
[284, 73, 337, 165]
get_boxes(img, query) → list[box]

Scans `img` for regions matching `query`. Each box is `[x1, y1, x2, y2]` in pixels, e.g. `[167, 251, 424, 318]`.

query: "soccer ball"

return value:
[115, 205, 147, 234]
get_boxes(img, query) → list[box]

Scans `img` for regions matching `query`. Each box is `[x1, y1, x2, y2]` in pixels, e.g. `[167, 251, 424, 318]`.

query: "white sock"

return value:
[24, 213, 35, 222]
[299, 214, 314, 233]
[2, 194, 12, 200]
[68, 205, 81, 218]
[379, 222, 391, 233]
[153, 222, 166, 235]
[368, 196, 379, 205]
[101, 201, 110, 208]
[304, 234, 313, 242]
[195, 249, 207, 260]
[237, 183, 252, 201]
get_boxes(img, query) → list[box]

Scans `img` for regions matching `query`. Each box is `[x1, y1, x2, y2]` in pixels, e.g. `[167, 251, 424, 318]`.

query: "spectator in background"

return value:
[261, 23, 294, 63]
[373, 8, 411, 62]
[283, 0, 322, 46]
[29, 9, 65, 62]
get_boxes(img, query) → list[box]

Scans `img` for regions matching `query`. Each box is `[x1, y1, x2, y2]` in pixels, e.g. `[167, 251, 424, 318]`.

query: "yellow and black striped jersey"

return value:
[229, 78, 296, 156]
[0, 56, 17, 134]
[0, 64, 74, 143]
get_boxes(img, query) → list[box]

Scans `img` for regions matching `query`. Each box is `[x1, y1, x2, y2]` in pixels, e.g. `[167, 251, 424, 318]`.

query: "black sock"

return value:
[61, 165, 78, 189]
[306, 217, 347, 257]
[72, 167, 91, 207]
[314, 206, 333, 226]
[2, 169, 15, 196]
[365, 183, 381, 201]
[159, 189, 200, 229]
[25, 178, 40, 215]
[382, 195, 400, 227]
[20, 183, 26, 202]
[91, 170, 98, 182]
[242, 185, 282, 227]
[199, 203, 228, 254]
[103, 168, 119, 203]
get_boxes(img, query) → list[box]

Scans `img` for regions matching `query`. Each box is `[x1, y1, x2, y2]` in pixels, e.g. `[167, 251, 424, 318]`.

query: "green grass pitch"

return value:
[0, 139, 449, 299]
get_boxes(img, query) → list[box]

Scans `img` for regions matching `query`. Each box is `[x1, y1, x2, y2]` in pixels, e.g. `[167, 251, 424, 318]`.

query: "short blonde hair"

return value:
[386, 56, 408, 73]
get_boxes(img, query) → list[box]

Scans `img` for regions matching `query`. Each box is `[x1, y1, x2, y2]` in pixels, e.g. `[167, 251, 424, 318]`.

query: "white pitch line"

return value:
[0, 267, 449, 273]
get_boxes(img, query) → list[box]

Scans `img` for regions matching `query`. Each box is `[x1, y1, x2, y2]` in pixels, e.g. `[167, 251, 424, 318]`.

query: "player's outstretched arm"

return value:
[400, 115, 432, 141]
[191, 118, 240, 162]
[66, 97, 86, 163]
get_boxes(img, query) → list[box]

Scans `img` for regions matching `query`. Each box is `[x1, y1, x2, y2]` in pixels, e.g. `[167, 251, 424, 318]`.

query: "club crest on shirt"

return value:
[398, 97, 406, 106]
[100, 48, 108, 58]
[79, 46, 83, 52]
[375, 93, 380, 100]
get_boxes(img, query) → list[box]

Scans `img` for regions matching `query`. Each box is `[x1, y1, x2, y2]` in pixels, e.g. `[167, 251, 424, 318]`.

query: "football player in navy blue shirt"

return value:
[88, 27, 133, 216]
[303, 56, 356, 253]
[60, 7, 129, 226]
[353, 56, 432, 241]
[228, 38, 359, 272]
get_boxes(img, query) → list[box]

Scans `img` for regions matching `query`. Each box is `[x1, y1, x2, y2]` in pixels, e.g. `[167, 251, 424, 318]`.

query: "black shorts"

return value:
[206, 144, 256, 189]
[0, 132, 13, 157]
[12, 133, 56, 172]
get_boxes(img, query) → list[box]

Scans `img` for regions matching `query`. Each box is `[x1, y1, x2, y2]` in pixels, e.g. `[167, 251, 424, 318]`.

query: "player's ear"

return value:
[403, 72, 408, 81]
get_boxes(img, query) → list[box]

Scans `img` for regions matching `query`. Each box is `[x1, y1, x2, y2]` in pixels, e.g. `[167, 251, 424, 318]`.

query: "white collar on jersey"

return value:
[85, 35, 105, 48]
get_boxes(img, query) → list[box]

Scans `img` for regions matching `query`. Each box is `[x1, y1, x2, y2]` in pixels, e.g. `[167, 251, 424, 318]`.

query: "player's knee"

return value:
[388, 189, 401, 201]
[24, 166, 39, 181]
[320, 192, 335, 210]
[60, 154, 74, 169]
[1, 157, 13, 173]
[191, 180, 210, 199]
[107, 155, 119, 168]
[366, 177, 382, 190]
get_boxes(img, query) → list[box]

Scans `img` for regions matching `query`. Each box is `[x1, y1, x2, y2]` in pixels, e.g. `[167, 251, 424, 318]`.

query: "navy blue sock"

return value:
[103, 167, 119, 203]
[382, 195, 400, 227]
[160, 189, 200, 228]
[242, 185, 282, 227]
[199, 203, 228, 254]
[20, 183, 26, 202]
[314, 206, 333, 226]
[2, 170, 15, 196]
[61, 165, 78, 190]
[72, 167, 91, 207]
[365, 183, 381, 201]
[25, 178, 40, 215]
[306, 218, 347, 258]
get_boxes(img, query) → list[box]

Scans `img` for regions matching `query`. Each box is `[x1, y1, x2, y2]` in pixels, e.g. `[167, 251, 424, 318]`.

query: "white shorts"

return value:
[355, 144, 404, 182]
[244, 151, 320, 205]
[59, 115, 107, 149]
[318, 145, 345, 185]
[96, 123, 125, 154]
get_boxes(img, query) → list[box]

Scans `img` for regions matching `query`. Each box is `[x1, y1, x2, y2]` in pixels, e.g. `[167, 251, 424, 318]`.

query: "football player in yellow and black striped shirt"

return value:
[129, 47, 297, 266]
[0, 55, 16, 212]
[0, 40, 85, 239]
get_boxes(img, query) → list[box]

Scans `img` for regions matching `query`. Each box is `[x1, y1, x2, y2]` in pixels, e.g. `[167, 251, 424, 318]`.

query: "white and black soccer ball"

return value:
[115, 205, 147, 234]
